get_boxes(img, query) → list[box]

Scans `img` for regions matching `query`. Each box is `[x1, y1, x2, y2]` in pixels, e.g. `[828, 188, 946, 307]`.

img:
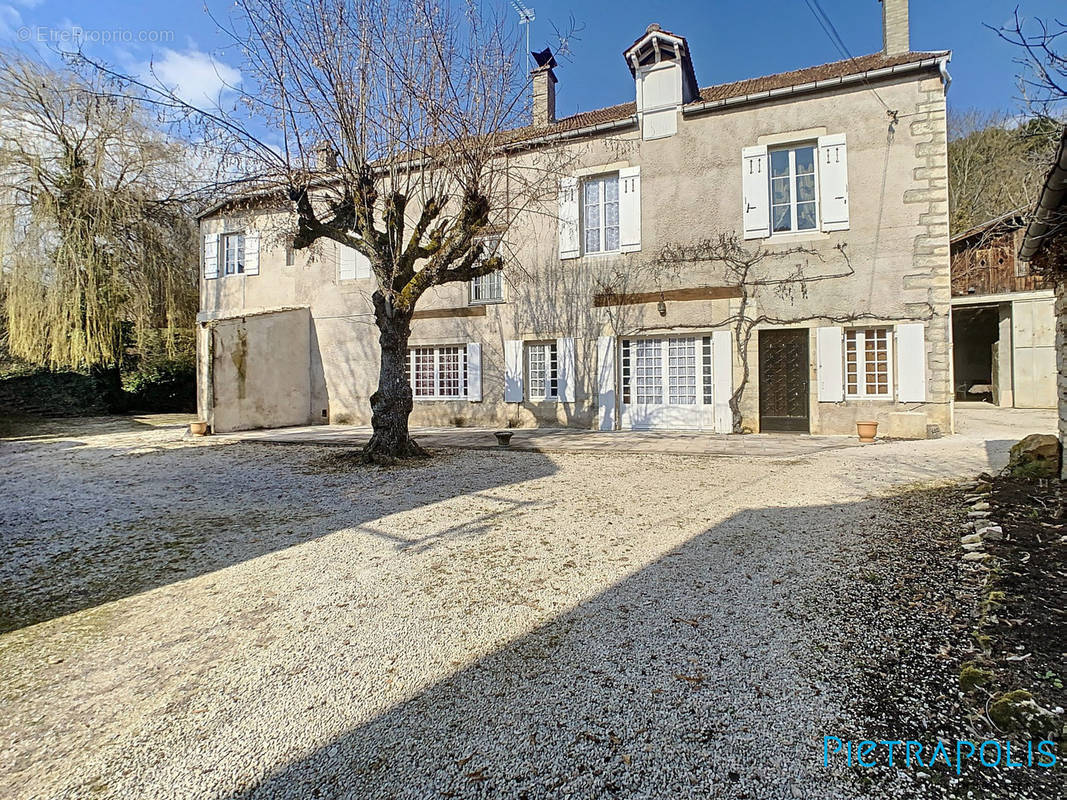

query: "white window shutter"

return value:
[339, 244, 357, 281]
[895, 323, 927, 402]
[504, 339, 524, 402]
[203, 233, 219, 279]
[712, 329, 733, 433]
[596, 335, 616, 431]
[558, 177, 580, 260]
[818, 134, 849, 232]
[466, 342, 482, 402]
[816, 326, 845, 402]
[355, 248, 372, 279]
[244, 232, 260, 275]
[557, 337, 576, 402]
[619, 166, 642, 253]
[742, 145, 769, 240]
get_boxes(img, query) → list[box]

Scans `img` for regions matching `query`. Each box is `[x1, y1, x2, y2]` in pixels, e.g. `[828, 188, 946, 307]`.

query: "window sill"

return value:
[468, 298, 506, 306]
[765, 230, 829, 245]
[412, 396, 471, 402]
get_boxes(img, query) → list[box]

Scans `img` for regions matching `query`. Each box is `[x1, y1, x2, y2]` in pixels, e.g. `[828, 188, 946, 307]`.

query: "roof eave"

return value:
[1019, 125, 1067, 262]
[682, 54, 951, 118]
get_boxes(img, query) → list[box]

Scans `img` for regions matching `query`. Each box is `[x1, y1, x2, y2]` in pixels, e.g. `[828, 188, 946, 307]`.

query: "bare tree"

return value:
[948, 109, 1059, 235]
[632, 235, 933, 432]
[994, 10, 1066, 121]
[0, 51, 199, 407]
[83, 0, 572, 462]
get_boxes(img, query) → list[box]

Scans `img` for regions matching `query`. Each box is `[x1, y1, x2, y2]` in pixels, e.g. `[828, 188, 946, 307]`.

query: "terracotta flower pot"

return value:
[189, 421, 209, 436]
[856, 420, 878, 443]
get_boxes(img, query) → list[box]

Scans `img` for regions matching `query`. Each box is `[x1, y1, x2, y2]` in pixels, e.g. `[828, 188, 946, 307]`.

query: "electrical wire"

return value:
[803, 0, 895, 115]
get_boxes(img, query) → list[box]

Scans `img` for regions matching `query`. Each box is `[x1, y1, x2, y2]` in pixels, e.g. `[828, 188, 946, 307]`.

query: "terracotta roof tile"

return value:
[510, 50, 947, 143]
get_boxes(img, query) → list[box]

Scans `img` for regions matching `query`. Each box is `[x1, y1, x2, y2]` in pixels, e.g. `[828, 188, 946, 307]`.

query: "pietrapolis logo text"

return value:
[823, 737, 1058, 773]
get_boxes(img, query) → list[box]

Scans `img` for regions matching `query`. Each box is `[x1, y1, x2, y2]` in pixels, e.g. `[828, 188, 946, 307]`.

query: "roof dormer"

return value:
[623, 24, 699, 140]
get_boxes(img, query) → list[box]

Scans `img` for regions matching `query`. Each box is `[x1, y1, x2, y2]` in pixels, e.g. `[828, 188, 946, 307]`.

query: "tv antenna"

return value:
[511, 1, 535, 70]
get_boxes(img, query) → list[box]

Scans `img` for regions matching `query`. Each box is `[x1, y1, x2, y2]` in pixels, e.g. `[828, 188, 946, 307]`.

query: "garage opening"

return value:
[951, 305, 999, 403]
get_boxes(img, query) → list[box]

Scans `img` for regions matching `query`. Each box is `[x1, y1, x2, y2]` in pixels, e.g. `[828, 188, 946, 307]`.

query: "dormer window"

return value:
[623, 24, 699, 141]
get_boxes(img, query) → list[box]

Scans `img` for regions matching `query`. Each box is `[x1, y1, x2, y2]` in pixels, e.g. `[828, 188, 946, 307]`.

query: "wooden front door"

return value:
[759, 329, 810, 432]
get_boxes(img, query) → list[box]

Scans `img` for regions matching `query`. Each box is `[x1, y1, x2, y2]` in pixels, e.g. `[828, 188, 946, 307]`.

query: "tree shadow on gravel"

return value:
[221, 496, 907, 800]
[0, 441, 558, 634]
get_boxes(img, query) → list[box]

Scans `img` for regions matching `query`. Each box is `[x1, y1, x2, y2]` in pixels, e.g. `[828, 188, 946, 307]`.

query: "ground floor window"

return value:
[622, 337, 704, 405]
[407, 345, 468, 399]
[526, 341, 558, 400]
[845, 327, 891, 398]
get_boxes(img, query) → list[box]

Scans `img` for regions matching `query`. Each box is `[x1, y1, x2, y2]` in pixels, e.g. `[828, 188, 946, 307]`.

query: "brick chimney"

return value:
[881, 0, 910, 56]
[530, 47, 557, 126]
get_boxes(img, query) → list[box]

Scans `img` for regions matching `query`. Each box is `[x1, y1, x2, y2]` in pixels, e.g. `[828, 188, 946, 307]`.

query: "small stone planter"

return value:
[494, 430, 514, 448]
[189, 421, 209, 436]
[856, 420, 878, 443]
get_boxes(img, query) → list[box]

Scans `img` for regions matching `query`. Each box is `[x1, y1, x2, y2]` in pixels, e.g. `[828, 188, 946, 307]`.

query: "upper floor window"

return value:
[222, 232, 245, 275]
[845, 328, 891, 398]
[742, 135, 848, 240]
[582, 175, 620, 254]
[469, 235, 504, 304]
[470, 271, 503, 303]
[770, 145, 818, 234]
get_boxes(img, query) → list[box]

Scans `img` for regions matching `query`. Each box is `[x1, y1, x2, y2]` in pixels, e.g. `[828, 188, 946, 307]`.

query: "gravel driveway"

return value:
[0, 408, 1054, 799]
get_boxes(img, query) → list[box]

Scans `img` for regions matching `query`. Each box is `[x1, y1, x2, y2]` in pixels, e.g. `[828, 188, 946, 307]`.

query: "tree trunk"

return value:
[361, 291, 429, 464]
[91, 363, 127, 414]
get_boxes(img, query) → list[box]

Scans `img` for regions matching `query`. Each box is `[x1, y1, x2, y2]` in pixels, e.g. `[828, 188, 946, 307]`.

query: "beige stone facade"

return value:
[198, 28, 954, 437]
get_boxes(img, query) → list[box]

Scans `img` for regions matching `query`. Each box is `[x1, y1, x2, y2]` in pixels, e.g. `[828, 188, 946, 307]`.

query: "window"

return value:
[769, 145, 818, 234]
[222, 232, 245, 275]
[469, 236, 504, 303]
[285, 245, 295, 266]
[526, 342, 558, 401]
[406, 346, 468, 399]
[582, 175, 620, 254]
[470, 271, 503, 303]
[845, 328, 891, 398]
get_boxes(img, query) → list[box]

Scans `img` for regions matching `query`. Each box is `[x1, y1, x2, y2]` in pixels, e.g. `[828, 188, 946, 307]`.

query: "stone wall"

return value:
[901, 76, 954, 433]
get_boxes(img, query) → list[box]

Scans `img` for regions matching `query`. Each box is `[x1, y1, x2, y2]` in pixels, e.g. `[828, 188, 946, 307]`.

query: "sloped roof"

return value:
[199, 49, 949, 219]
[511, 49, 948, 141]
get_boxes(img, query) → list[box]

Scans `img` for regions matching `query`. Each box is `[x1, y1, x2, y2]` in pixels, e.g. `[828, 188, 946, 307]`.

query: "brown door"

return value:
[759, 329, 810, 432]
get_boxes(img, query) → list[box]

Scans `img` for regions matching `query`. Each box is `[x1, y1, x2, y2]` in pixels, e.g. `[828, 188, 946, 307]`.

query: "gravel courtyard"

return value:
[0, 407, 1055, 799]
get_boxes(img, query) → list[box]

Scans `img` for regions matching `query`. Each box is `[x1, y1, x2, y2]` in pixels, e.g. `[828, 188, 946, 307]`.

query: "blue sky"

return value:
[0, 0, 1061, 116]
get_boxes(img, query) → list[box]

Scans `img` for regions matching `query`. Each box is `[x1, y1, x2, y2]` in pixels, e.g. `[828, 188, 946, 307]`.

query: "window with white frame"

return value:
[769, 145, 818, 234]
[469, 236, 504, 303]
[526, 341, 558, 401]
[845, 328, 892, 398]
[582, 174, 620, 254]
[222, 231, 245, 275]
[406, 345, 468, 399]
[470, 270, 503, 303]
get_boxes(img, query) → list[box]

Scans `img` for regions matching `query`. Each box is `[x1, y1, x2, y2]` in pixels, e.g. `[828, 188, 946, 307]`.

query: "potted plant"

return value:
[856, 420, 878, 443]
[189, 421, 209, 436]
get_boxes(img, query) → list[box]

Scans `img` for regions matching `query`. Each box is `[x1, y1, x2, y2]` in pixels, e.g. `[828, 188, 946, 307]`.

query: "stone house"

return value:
[197, 0, 955, 438]
[950, 211, 1056, 408]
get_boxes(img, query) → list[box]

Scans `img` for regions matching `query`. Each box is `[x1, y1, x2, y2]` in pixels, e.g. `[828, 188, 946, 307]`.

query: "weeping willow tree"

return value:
[0, 51, 199, 406]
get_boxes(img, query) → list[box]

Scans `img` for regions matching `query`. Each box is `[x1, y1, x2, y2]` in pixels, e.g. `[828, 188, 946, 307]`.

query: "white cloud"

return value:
[0, 5, 24, 41]
[141, 48, 242, 108]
